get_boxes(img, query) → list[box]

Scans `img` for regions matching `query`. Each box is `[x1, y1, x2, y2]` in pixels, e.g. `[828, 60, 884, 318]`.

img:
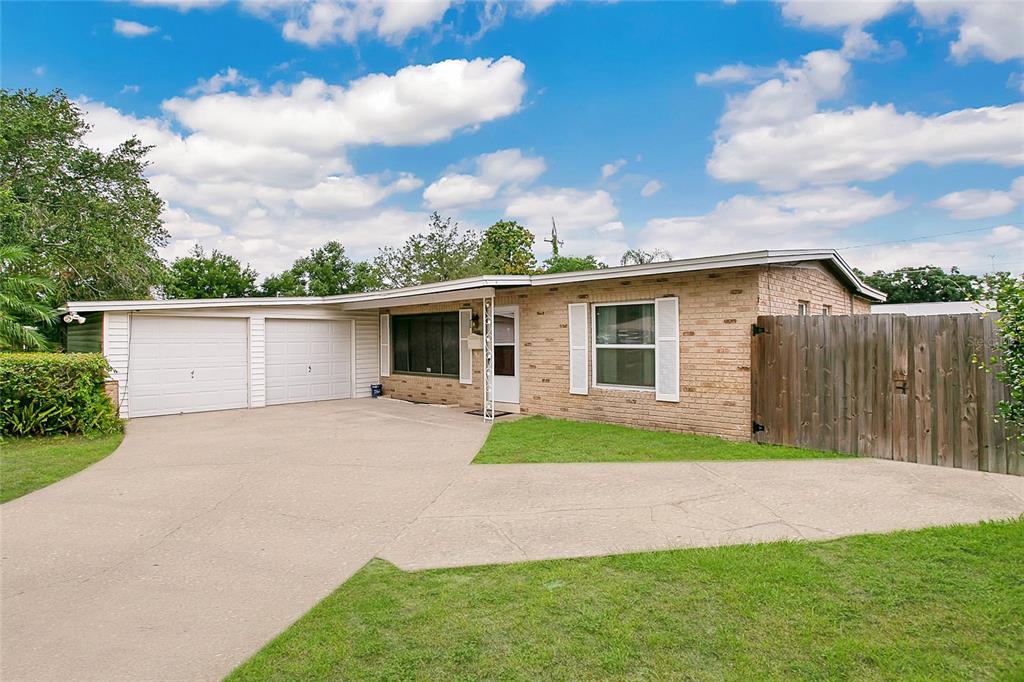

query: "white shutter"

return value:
[379, 313, 390, 377]
[655, 297, 680, 402]
[459, 308, 473, 384]
[568, 303, 588, 395]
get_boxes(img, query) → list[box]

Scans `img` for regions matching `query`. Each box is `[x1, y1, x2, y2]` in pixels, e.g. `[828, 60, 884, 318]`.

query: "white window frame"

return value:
[797, 301, 809, 315]
[591, 300, 657, 392]
[822, 305, 831, 316]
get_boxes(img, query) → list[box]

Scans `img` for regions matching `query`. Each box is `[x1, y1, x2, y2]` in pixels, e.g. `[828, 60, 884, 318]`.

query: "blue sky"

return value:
[3, 0, 1023, 277]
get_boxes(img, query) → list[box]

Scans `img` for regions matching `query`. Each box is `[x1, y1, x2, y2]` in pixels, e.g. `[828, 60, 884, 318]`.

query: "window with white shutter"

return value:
[459, 308, 473, 384]
[568, 303, 588, 395]
[379, 313, 390, 377]
[654, 297, 679, 402]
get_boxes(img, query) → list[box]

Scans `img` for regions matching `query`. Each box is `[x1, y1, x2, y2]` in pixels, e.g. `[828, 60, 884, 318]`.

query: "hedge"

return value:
[0, 353, 123, 437]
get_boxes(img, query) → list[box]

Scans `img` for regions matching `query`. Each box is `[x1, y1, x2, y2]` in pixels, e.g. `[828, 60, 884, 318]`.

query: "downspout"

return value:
[482, 295, 495, 422]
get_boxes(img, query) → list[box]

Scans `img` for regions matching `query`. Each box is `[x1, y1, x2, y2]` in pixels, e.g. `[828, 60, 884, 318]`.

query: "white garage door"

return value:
[265, 319, 352, 405]
[129, 316, 249, 418]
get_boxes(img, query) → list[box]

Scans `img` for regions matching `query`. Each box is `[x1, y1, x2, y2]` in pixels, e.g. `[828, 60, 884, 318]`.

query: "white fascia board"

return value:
[65, 296, 327, 313]
[339, 287, 496, 310]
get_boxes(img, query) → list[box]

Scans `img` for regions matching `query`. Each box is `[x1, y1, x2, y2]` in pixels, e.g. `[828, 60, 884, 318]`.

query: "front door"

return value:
[493, 306, 519, 404]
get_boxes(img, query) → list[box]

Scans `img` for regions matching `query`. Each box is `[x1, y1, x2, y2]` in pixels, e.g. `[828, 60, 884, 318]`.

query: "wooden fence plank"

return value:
[891, 315, 909, 462]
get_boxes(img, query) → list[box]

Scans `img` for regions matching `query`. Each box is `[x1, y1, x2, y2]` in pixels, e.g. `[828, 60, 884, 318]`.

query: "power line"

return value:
[838, 222, 1024, 251]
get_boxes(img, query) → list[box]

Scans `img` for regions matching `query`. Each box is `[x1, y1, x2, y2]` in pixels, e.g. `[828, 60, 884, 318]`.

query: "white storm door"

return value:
[265, 319, 352, 405]
[492, 306, 519, 404]
[128, 316, 249, 418]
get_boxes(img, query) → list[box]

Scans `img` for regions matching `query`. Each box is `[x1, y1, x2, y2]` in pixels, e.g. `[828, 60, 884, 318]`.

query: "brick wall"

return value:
[376, 262, 874, 440]
[757, 263, 871, 316]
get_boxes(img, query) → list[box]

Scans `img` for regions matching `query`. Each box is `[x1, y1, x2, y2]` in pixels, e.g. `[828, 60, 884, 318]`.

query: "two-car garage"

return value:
[116, 312, 366, 418]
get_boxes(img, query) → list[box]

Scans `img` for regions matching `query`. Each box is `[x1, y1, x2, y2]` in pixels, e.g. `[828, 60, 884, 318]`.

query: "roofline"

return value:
[65, 249, 884, 312]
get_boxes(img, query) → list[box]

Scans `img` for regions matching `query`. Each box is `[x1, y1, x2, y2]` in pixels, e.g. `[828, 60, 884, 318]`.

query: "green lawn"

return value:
[473, 415, 842, 463]
[0, 433, 123, 504]
[230, 519, 1024, 681]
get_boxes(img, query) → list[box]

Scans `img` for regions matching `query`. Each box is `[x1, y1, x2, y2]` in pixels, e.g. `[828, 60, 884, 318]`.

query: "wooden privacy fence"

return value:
[751, 313, 1021, 476]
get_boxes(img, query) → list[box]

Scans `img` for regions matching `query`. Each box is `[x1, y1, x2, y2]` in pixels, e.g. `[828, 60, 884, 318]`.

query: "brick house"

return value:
[66, 249, 883, 440]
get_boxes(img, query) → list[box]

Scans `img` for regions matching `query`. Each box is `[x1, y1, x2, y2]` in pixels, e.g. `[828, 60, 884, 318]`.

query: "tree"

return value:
[0, 89, 168, 304]
[373, 213, 481, 288]
[260, 241, 383, 296]
[164, 245, 258, 299]
[858, 265, 982, 303]
[478, 220, 536, 275]
[0, 245, 56, 350]
[976, 272, 1024, 431]
[621, 248, 672, 266]
[543, 254, 607, 274]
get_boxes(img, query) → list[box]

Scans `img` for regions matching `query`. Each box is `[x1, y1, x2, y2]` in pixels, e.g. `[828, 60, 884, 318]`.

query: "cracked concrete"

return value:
[380, 458, 1024, 570]
[3, 400, 1023, 682]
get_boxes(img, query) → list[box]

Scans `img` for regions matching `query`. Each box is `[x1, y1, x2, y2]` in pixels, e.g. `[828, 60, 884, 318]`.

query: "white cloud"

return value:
[520, 0, 562, 16]
[32, 66, 45, 76]
[915, 1, 1024, 63]
[113, 19, 159, 37]
[855, 225, 1024, 273]
[930, 176, 1024, 219]
[163, 57, 526, 152]
[130, 0, 225, 9]
[709, 102, 1024, 190]
[271, 0, 452, 46]
[600, 158, 626, 179]
[120, 84, 141, 94]
[423, 148, 545, 209]
[79, 57, 528, 276]
[695, 63, 778, 85]
[187, 67, 259, 95]
[641, 186, 907, 258]
[779, 1, 901, 29]
[640, 179, 663, 198]
[506, 188, 628, 261]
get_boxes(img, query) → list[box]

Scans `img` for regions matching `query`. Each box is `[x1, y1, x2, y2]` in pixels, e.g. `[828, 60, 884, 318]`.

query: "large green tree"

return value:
[478, 220, 536, 275]
[977, 272, 1024, 431]
[260, 241, 381, 296]
[859, 265, 982, 303]
[0, 89, 168, 303]
[164, 245, 258, 299]
[373, 213, 481, 288]
[0, 244, 56, 350]
[543, 254, 607, 273]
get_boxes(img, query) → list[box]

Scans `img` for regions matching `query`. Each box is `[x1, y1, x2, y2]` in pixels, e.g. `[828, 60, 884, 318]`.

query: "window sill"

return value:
[593, 383, 656, 393]
[392, 371, 460, 379]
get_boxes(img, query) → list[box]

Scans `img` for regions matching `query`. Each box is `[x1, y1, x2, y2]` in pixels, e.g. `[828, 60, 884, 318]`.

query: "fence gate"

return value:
[751, 314, 1021, 475]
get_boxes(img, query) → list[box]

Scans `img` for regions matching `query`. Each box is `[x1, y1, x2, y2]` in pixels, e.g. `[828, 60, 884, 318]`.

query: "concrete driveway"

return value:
[3, 401, 1023, 682]
[0, 399, 490, 682]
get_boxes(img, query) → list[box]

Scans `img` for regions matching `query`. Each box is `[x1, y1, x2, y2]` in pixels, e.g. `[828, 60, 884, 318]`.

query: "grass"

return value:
[473, 415, 844, 463]
[0, 433, 123, 504]
[229, 518, 1024, 681]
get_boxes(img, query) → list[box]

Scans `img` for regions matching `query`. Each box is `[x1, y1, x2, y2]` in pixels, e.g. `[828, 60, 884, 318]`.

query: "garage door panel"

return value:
[128, 317, 249, 418]
[265, 319, 352, 406]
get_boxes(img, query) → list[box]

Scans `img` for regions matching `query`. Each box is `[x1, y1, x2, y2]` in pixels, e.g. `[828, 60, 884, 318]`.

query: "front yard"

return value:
[473, 415, 842, 463]
[0, 434, 123, 504]
[229, 518, 1024, 680]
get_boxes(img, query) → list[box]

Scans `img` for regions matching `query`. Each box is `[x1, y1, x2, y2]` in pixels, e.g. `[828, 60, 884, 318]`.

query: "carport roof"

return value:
[65, 249, 885, 312]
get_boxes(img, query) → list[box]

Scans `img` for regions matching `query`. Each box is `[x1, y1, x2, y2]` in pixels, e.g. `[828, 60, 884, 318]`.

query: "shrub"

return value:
[0, 353, 122, 436]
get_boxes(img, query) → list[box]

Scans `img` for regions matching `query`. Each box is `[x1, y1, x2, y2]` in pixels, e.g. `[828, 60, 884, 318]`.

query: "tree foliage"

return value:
[0, 244, 56, 350]
[260, 241, 382, 296]
[373, 213, 481, 288]
[858, 265, 983, 304]
[478, 220, 536, 275]
[543, 254, 607, 274]
[621, 248, 672, 266]
[977, 272, 1024, 431]
[164, 245, 258, 299]
[0, 89, 168, 303]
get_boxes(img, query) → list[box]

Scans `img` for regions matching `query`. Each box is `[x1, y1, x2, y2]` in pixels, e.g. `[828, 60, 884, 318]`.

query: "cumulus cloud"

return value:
[695, 63, 778, 85]
[640, 186, 907, 258]
[113, 18, 159, 37]
[131, 0, 225, 8]
[600, 158, 626, 179]
[930, 176, 1024, 219]
[915, 1, 1024, 63]
[120, 84, 141, 94]
[506, 188, 628, 261]
[423, 148, 545, 209]
[187, 67, 259, 95]
[709, 102, 1024, 190]
[260, 0, 453, 46]
[79, 57, 528, 274]
[640, 179, 663, 198]
[779, 0, 901, 29]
